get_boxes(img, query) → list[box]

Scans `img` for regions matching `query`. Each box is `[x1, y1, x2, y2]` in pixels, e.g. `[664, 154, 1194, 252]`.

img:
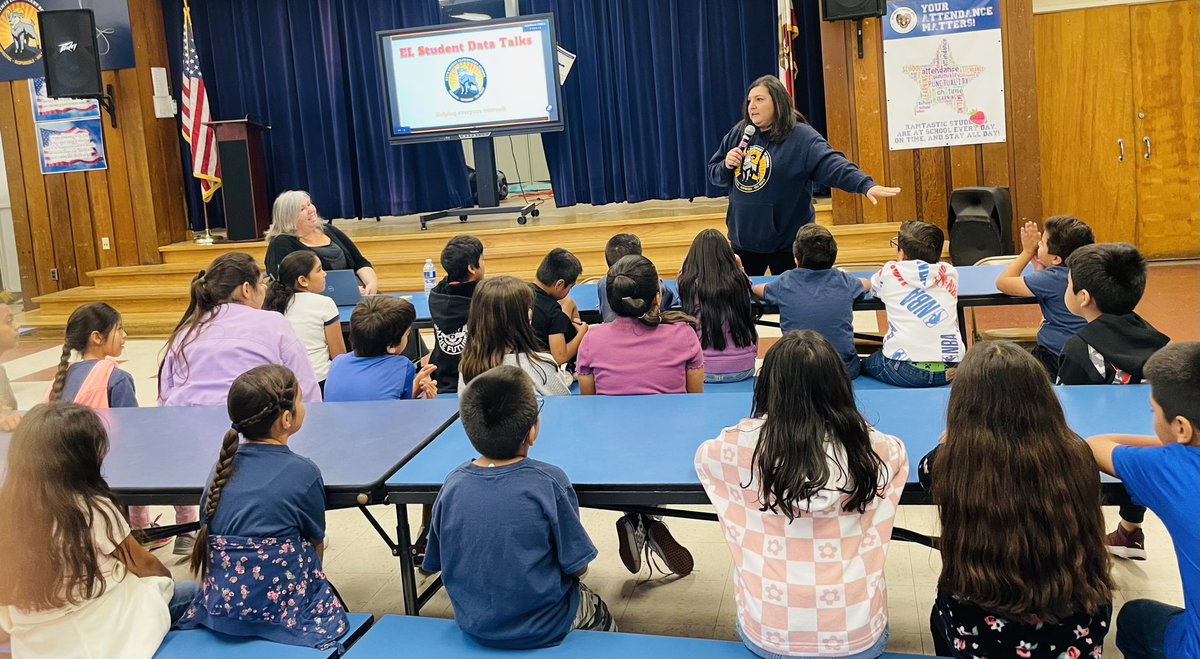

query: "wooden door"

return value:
[1131, 0, 1200, 258]
[1035, 6, 1138, 245]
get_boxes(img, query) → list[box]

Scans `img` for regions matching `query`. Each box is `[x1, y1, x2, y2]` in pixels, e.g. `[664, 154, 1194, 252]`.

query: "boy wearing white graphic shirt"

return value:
[863, 221, 965, 387]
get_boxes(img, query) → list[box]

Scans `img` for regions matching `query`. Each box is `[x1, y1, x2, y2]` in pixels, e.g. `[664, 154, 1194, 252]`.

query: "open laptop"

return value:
[321, 270, 363, 307]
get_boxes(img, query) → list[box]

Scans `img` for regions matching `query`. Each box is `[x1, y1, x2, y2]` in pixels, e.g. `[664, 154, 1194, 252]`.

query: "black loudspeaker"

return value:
[948, 187, 1013, 266]
[38, 9, 102, 98]
[822, 0, 885, 21]
[467, 166, 509, 205]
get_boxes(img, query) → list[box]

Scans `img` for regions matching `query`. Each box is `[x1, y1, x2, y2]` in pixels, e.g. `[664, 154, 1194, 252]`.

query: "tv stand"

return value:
[419, 136, 540, 231]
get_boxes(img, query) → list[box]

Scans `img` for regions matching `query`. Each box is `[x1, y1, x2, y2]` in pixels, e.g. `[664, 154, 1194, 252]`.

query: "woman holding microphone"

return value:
[708, 76, 900, 275]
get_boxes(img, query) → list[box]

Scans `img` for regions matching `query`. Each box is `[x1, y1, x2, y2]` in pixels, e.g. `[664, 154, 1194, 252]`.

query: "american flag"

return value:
[180, 0, 220, 202]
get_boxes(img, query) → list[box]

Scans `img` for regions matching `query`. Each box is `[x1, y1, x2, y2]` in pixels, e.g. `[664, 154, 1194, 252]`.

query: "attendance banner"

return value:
[882, 0, 1005, 150]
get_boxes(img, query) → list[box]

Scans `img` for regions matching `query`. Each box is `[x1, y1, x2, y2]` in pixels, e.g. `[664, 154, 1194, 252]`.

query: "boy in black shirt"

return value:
[429, 235, 485, 394]
[1061, 242, 1169, 559]
[531, 248, 587, 367]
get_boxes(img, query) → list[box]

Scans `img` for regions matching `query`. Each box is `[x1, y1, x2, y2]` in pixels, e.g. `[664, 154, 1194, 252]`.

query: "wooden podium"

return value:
[204, 119, 271, 242]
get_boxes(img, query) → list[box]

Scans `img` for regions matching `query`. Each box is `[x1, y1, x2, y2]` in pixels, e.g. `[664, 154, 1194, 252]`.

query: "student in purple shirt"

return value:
[158, 252, 321, 410]
[576, 254, 702, 579]
[577, 255, 704, 397]
[677, 229, 758, 383]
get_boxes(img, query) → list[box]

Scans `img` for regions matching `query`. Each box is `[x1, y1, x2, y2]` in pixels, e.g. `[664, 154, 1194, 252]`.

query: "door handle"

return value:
[1143, 136, 1151, 160]
[1117, 139, 1125, 162]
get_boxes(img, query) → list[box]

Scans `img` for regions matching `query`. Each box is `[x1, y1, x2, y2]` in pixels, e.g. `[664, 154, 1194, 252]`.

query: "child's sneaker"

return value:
[645, 518, 694, 577]
[615, 513, 647, 574]
[1105, 525, 1147, 560]
[173, 532, 197, 556]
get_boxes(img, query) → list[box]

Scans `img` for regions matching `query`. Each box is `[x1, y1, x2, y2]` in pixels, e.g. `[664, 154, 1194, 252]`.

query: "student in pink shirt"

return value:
[696, 331, 908, 659]
[158, 252, 320, 409]
[576, 255, 704, 396]
[576, 254, 703, 578]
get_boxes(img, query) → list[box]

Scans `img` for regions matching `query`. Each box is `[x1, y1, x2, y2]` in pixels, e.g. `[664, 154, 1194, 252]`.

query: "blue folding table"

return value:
[0, 399, 461, 509]
[341, 264, 1025, 326]
[382, 385, 1150, 613]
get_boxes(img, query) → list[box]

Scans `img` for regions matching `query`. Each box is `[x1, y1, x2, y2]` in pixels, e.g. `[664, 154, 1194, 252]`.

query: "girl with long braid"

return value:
[175, 365, 346, 648]
[44, 304, 176, 549]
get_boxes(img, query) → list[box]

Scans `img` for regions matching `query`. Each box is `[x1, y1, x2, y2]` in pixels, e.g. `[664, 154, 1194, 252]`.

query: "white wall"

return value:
[462, 133, 551, 186]
[0, 136, 22, 294]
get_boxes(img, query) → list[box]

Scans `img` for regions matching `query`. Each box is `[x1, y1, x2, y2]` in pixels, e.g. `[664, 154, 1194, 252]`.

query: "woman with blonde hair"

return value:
[264, 190, 379, 295]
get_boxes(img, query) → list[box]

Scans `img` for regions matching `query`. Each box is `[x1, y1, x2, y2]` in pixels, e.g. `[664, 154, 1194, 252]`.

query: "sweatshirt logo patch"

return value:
[735, 145, 771, 193]
[435, 325, 468, 355]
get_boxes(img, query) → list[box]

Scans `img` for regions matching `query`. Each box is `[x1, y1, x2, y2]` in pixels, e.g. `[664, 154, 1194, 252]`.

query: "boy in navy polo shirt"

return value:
[752, 224, 869, 377]
[1086, 342, 1199, 659]
[423, 366, 616, 648]
[995, 215, 1095, 377]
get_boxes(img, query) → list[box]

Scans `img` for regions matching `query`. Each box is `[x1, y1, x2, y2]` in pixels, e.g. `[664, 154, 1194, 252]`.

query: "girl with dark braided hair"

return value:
[175, 365, 347, 648]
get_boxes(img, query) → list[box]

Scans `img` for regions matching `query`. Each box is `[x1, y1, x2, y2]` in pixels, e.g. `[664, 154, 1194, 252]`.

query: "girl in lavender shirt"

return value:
[158, 252, 321, 409]
[576, 255, 705, 397]
[576, 254, 703, 579]
[678, 229, 758, 383]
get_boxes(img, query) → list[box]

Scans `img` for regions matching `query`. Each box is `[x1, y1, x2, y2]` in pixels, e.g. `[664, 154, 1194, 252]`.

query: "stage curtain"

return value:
[160, 0, 473, 230]
[520, 0, 778, 207]
[792, 0, 828, 140]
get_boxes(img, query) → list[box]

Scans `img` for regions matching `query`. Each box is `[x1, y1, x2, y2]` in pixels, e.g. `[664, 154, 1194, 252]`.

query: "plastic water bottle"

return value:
[422, 259, 437, 294]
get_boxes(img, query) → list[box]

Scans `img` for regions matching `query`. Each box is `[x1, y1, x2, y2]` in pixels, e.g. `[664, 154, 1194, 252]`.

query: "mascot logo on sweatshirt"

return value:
[735, 145, 770, 193]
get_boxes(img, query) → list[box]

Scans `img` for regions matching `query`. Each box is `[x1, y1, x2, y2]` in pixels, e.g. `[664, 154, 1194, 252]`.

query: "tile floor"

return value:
[4, 261, 1195, 657]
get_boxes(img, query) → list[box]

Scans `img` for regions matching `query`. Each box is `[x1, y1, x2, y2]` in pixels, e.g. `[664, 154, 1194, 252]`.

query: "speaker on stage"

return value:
[822, 0, 885, 21]
[948, 187, 1013, 266]
[38, 10, 102, 98]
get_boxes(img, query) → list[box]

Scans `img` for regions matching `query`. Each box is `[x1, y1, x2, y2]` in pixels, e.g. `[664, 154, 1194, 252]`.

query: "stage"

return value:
[15, 196, 915, 337]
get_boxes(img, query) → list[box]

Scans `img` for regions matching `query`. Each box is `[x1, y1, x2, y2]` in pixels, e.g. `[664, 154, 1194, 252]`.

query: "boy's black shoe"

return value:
[646, 518, 694, 577]
[616, 513, 647, 574]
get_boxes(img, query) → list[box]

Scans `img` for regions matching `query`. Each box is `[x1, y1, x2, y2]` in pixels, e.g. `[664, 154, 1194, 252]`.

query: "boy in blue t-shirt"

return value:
[1086, 342, 1200, 659]
[323, 296, 437, 401]
[995, 215, 1094, 377]
[752, 224, 869, 377]
[423, 366, 616, 648]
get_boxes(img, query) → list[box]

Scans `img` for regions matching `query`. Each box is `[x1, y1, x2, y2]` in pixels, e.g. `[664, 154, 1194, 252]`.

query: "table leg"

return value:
[394, 503, 420, 616]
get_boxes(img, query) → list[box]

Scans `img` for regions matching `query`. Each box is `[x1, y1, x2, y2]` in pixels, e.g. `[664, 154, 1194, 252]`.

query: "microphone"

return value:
[738, 124, 756, 151]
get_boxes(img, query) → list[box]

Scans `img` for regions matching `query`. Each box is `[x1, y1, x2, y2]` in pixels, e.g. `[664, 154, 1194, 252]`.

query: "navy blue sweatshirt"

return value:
[707, 122, 875, 253]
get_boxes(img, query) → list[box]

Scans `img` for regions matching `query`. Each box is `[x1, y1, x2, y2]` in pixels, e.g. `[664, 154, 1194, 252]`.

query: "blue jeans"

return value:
[1116, 599, 1185, 659]
[736, 619, 889, 659]
[169, 580, 200, 625]
[705, 368, 755, 384]
[862, 352, 951, 388]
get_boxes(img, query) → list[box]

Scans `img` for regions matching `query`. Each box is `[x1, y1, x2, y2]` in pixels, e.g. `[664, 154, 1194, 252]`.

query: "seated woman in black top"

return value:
[264, 190, 379, 294]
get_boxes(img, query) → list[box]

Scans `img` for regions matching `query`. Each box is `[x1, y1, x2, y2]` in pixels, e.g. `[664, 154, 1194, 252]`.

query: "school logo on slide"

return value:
[735, 145, 771, 193]
[445, 57, 487, 103]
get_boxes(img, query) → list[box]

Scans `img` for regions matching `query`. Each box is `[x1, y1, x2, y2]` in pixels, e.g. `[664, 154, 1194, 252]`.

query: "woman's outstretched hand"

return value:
[865, 185, 901, 205]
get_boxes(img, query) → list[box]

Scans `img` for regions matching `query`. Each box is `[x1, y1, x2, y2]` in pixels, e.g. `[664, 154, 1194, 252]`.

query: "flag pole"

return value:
[194, 196, 214, 245]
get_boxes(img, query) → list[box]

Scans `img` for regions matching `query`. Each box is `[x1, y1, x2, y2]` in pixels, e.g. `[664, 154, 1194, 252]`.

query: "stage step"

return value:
[22, 201, 933, 338]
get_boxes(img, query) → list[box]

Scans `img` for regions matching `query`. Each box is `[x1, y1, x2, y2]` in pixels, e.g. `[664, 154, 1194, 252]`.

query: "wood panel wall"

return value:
[820, 0, 1042, 237]
[0, 0, 187, 304]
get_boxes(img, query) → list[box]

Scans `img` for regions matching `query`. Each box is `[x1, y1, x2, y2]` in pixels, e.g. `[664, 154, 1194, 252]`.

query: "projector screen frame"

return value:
[375, 13, 565, 146]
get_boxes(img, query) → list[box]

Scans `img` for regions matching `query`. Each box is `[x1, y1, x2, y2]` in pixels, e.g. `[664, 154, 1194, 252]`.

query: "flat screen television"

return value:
[377, 14, 564, 145]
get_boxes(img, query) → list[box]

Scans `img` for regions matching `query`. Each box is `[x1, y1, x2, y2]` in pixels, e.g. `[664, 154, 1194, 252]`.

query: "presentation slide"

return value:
[384, 20, 558, 136]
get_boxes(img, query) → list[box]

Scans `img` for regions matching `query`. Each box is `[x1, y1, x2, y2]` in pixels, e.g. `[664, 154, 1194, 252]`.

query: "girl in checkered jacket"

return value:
[695, 330, 908, 658]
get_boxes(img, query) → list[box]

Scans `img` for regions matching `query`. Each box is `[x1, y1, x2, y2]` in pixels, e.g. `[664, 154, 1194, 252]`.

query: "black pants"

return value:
[1031, 344, 1061, 380]
[1112, 485, 1147, 525]
[734, 248, 794, 276]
